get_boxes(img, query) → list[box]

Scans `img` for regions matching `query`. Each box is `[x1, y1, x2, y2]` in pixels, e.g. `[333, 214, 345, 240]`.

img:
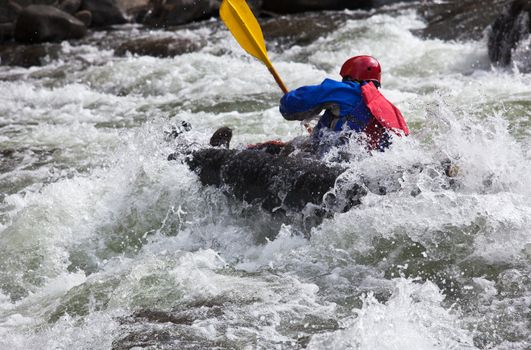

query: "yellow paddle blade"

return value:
[220, 0, 271, 66]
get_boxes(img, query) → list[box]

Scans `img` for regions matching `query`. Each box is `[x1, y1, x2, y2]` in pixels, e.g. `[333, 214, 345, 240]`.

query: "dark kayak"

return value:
[169, 122, 457, 221]
[187, 147, 366, 214]
[185, 146, 458, 217]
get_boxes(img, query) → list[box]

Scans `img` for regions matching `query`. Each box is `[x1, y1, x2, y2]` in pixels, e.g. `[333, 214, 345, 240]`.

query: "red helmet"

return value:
[340, 55, 382, 85]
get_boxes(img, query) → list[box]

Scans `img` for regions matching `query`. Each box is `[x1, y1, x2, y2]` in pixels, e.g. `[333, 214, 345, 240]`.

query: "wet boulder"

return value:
[14, 5, 87, 43]
[0, 23, 14, 41]
[0, 42, 61, 67]
[261, 0, 372, 14]
[11, 0, 59, 5]
[58, 0, 82, 13]
[115, 0, 151, 22]
[0, 1, 20, 41]
[261, 11, 370, 49]
[0, 1, 21, 24]
[143, 0, 219, 27]
[143, 0, 262, 27]
[74, 9, 92, 26]
[488, 0, 531, 72]
[80, 0, 127, 27]
[114, 36, 204, 57]
[419, 0, 513, 41]
[113, 303, 226, 350]
[242, 0, 262, 15]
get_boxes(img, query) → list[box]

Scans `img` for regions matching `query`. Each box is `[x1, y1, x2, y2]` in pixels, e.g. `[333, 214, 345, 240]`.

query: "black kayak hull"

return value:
[186, 148, 367, 213]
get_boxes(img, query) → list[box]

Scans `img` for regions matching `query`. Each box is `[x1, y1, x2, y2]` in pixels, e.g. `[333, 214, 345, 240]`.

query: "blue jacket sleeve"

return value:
[279, 79, 364, 121]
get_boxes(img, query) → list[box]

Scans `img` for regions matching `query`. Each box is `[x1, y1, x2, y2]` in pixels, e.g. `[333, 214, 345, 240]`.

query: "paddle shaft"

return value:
[267, 65, 288, 94]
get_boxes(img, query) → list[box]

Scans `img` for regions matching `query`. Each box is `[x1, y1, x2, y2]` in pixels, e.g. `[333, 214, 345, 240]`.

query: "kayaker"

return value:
[279, 55, 409, 152]
[210, 56, 409, 155]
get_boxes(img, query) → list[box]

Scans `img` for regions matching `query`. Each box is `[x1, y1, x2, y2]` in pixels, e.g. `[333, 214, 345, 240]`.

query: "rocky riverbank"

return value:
[0, 1, 529, 71]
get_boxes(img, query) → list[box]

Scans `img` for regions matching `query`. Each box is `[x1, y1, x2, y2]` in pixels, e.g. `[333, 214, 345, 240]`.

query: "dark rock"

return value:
[0, 42, 61, 67]
[240, 0, 263, 16]
[14, 5, 87, 43]
[0, 22, 14, 41]
[115, 0, 150, 22]
[131, 309, 195, 325]
[372, 0, 416, 6]
[488, 0, 531, 71]
[74, 9, 92, 26]
[112, 330, 173, 350]
[114, 36, 204, 57]
[127, 306, 223, 326]
[419, 0, 513, 41]
[143, 0, 218, 27]
[8, 1, 23, 12]
[59, 0, 82, 13]
[113, 302, 226, 350]
[262, 0, 372, 14]
[263, 0, 511, 44]
[12, 0, 59, 5]
[142, 0, 263, 27]
[80, 0, 127, 27]
[261, 11, 368, 49]
[0, 1, 22, 24]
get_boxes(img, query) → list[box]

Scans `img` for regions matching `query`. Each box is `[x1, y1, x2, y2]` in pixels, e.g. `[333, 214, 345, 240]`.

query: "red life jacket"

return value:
[247, 140, 287, 149]
[361, 82, 409, 136]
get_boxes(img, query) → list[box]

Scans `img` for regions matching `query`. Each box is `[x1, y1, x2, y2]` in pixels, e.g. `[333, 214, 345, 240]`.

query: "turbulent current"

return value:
[0, 6, 530, 350]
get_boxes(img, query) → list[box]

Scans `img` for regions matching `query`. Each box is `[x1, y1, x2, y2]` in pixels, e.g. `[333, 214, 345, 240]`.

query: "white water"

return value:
[0, 7, 530, 350]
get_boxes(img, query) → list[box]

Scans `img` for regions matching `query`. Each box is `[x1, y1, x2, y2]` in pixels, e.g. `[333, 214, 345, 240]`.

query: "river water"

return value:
[0, 6, 530, 350]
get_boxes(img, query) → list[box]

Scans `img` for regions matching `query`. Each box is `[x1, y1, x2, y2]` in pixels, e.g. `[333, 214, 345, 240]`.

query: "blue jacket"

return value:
[279, 79, 373, 136]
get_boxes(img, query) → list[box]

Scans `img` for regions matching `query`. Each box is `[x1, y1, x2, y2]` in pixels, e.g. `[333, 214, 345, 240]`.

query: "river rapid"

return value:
[0, 5, 530, 350]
